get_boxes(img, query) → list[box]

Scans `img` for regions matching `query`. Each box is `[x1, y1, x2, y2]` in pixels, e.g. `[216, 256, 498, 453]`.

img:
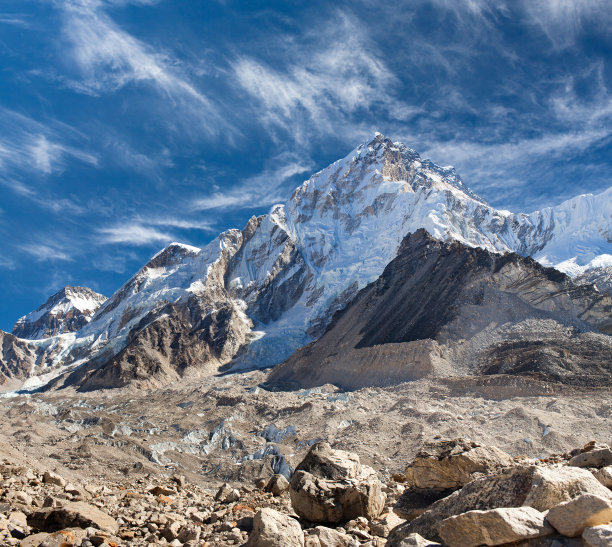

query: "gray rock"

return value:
[569, 448, 612, 469]
[546, 494, 612, 537]
[28, 502, 118, 534]
[404, 439, 515, 490]
[42, 471, 66, 488]
[438, 507, 553, 547]
[387, 465, 612, 544]
[393, 487, 452, 521]
[266, 474, 290, 496]
[593, 466, 612, 488]
[245, 507, 304, 547]
[313, 526, 357, 547]
[289, 442, 386, 523]
[583, 524, 612, 547]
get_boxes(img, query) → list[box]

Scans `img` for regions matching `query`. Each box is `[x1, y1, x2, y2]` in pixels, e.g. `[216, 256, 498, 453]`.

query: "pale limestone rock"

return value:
[245, 507, 304, 547]
[387, 465, 612, 544]
[404, 439, 514, 490]
[593, 467, 612, 488]
[546, 494, 612, 537]
[569, 448, 612, 469]
[266, 474, 290, 496]
[395, 533, 441, 546]
[290, 442, 386, 523]
[28, 502, 118, 534]
[582, 524, 612, 547]
[314, 525, 358, 546]
[438, 507, 552, 547]
[42, 471, 66, 488]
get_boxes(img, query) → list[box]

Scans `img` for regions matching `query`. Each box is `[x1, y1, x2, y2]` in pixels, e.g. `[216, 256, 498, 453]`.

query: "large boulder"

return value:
[593, 466, 612, 488]
[289, 442, 386, 523]
[570, 447, 612, 469]
[583, 524, 612, 547]
[27, 502, 118, 534]
[438, 507, 553, 547]
[387, 465, 612, 544]
[546, 494, 612, 537]
[393, 487, 452, 521]
[403, 439, 514, 490]
[245, 507, 304, 547]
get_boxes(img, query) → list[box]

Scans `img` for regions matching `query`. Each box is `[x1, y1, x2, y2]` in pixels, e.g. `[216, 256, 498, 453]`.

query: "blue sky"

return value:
[1, 0, 612, 330]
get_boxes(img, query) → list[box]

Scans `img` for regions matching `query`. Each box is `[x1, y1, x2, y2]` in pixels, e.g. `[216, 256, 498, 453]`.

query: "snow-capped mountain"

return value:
[12, 286, 107, 340]
[2, 133, 611, 390]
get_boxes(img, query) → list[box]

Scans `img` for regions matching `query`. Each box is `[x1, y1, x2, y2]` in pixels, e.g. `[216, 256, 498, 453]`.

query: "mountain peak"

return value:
[12, 285, 107, 340]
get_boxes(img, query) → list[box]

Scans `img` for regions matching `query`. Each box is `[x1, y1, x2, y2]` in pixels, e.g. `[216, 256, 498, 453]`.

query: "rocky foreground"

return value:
[1, 436, 612, 546]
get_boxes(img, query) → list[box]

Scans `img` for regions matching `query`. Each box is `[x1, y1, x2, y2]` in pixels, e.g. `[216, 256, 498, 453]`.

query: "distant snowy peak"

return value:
[12, 286, 107, 340]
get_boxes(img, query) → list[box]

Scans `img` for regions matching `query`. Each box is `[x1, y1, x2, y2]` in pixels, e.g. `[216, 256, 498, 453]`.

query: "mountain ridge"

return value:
[1, 133, 611, 391]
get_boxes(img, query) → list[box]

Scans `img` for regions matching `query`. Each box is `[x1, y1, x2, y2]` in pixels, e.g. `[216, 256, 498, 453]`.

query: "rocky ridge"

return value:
[1, 134, 611, 391]
[270, 229, 612, 390]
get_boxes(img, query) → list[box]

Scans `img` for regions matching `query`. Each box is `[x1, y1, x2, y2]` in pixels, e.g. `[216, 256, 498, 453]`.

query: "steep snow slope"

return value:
[13, 286, 107, 340]
[2, 133, 611, 389]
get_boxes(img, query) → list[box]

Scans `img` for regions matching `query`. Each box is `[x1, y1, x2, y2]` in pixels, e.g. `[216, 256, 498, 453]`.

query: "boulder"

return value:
[245, 507, 304, 547]
[403, 439, 514, 490]
[387, 465, 612, 544]
[290, 442, 386, 523]
[393, 487, 452, 521]
[313, 526, 357, 546]
[593, 467, 612, 488]
[546, 494, 612, 537]
[42, 471, 66, 488]
[583, 524, 612, 547]
[569, 447, 612, 469]
[28, 502, 118, 534]
[370, 512, 406, 537]
[266, 474, 290, 496]
[215, 483, 240, 503]
[438, 507, 553, 547]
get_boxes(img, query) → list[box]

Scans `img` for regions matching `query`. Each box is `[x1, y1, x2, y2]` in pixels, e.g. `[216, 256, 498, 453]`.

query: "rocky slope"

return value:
[13, 286, 107, 340]
[269, 230, 612, 390]
[1, 134, 611, 391]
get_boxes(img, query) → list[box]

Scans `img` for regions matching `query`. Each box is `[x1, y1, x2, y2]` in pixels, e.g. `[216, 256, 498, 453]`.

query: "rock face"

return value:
[387, 465, 612, 543]
[3, 133, 612, 391]
[546, 494, 612, 537]
[13, 286, 107, 340]
[438, 507, 553, 547]
[403, 439, 514, 490]
[0, 330, 38, 386]
[289, 442, 386, 523]
[245, 508, 304, 547]
[270, 230, 612, 390]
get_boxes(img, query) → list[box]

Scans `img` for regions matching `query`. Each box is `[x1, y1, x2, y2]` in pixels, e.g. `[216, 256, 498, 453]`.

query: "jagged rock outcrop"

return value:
[0, 330, 38, 386]
[269, 230, 612, 390]
[13, 286, 107, 340]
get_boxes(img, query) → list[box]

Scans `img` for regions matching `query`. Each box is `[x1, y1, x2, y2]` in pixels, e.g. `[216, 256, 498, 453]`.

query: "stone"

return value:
[438, 507, 553, 547]
[569, 448, 612, 469]
[583, 524, 612, 547]
[313, 526, 357, 546]
[215, 483, 240, 503]
[290, 442, 386, 523]
[387, 465, 612, 544]
[394, 533, 441, 546]
[393, 488, 451, 521]
[266, 474, 290, 496]
[546, 494, 612, 537]
[403, 439, 514, 490]
[42, 472, 66, 488]
[149, 485, 176, 496]
[370, 512, 405, 537]
[28, 502, 119, 534]
[593, 466, 612, 488]
[245, 507, 304, 547]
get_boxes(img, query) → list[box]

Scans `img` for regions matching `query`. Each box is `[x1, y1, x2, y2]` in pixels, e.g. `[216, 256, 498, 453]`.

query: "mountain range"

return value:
[1, 133, 611, 391]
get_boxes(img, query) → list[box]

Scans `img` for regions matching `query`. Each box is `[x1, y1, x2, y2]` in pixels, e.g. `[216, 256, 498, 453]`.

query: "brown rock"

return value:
[438, 507, 553, 547]
[569, 448, 612, 469]
[404, 439, 514, 490]
[28, 502, 118, 534]
[393, 488, 452, 521]
[387, 465, 612, 544]
[546, 494, 612, 537]
[266, 474, 290, 496]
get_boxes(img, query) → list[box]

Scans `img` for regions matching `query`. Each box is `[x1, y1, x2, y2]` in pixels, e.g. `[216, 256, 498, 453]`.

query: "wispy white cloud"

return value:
[20, 243, 73, 262]
[192, 153, 314, 211]
[58, 0, 230, 137]
[0, 256, 16, 270]
[232, 11, 404, 143]
[97, 223, 173, 245]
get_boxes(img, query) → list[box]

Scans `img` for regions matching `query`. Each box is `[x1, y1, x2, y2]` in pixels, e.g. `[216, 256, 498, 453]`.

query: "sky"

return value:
[1, 0, 612, 330]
